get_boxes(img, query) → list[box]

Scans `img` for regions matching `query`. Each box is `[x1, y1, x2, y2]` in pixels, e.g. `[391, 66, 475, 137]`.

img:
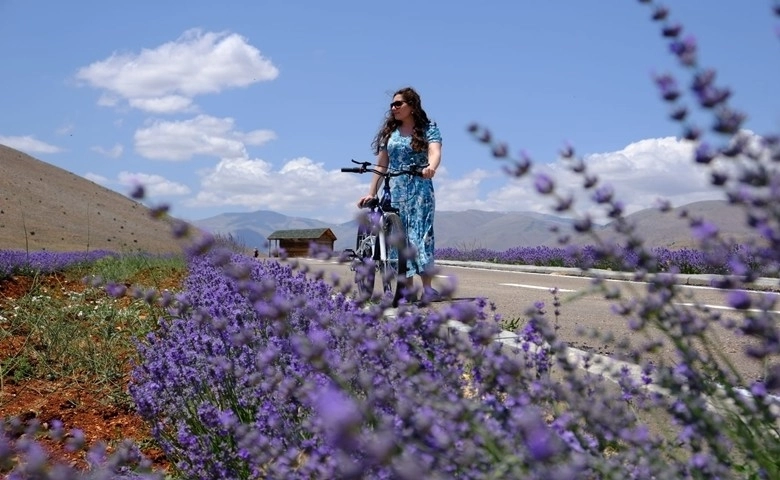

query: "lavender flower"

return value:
[534, 174, 555, 195]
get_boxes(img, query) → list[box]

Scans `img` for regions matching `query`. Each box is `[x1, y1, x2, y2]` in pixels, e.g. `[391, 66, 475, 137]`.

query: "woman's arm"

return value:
[423, 142, 441, 179]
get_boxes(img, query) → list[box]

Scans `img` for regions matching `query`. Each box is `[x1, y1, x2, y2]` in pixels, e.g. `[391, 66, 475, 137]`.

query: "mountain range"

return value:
[194, 200, 756, 253]
[0, 143, 758, 254]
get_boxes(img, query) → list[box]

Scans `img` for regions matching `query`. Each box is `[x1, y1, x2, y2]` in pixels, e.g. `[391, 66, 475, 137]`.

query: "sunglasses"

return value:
[390, 100, 406, 109]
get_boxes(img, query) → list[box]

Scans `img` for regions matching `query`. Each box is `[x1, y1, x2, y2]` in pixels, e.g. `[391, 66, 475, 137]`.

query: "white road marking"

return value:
[499, 283, 577, 293]
[674, 302, 780, 315]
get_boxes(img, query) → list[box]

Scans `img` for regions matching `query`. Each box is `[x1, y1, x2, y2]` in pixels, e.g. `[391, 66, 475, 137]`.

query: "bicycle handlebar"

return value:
[340, 159, 428, 177]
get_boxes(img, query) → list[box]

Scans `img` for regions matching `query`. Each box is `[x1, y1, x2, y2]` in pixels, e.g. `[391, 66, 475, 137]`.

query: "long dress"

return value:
[381, 122, 442, 278]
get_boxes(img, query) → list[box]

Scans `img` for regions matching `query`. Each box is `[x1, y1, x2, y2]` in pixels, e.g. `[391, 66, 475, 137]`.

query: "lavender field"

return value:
[0, 249, 117, 277]
[436, 243, 774, 276]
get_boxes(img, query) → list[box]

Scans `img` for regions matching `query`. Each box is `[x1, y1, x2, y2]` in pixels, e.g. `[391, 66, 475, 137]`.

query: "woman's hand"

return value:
[357, 194, 376, 208]
[421, 166, 437, 179]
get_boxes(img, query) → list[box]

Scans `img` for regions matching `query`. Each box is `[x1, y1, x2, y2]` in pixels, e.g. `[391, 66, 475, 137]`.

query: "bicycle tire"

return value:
[378, 213, 401, 293]
[353, 233, 376, 298]
[382, 213, 413, 307]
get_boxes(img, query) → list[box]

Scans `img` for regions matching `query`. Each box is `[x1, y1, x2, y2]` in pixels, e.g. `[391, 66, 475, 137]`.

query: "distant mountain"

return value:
[434, 210, 574, 250]
[193, 200, 760, 253]
[598, 199, 758, 249]
[194, 210, 336, 250]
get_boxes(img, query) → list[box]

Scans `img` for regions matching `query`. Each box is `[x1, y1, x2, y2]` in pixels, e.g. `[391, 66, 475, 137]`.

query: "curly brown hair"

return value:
[372, 87, 432, 154]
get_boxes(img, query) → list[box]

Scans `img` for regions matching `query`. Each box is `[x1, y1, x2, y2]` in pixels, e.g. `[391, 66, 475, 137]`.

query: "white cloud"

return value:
[187, 156, 366, 222]
[84, 171, 190, 198]
[0, 135, 62, 154]
[117, 171, 191, 197]
[240, 129, 278, 146]
[129, 96, 194, 114]
[76, 29, 279, 114]
[91, 143, 124, 158]
[480, 136, 726, 222]
[435, 168, 495, 211]
[134, 114, 276, 161]
[85, 172, 109, 184]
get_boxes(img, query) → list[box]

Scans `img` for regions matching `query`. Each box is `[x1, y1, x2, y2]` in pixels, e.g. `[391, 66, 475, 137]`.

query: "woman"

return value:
[358, 87, 442, 301]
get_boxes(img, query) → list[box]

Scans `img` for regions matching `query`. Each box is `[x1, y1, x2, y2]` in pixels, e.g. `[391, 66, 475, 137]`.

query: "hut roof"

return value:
[267, 228, 337, 241]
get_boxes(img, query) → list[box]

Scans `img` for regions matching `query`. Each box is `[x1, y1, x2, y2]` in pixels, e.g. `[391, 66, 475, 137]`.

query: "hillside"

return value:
[0, 144, 186, 254]
[600, 200, 757, 249]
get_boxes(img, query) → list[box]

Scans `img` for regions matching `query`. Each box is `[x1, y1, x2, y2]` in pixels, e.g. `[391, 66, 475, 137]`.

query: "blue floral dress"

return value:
[381, 122, 442, 277]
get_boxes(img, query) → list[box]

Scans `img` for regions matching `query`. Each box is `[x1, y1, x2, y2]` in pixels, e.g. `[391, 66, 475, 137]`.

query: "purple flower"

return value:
[691, 220, 718, 240]
[694, 143, 716, 164]
[726, 290, 751, 310]
[669, 105, 687, 121]
[583, 174, 598, 189]
[592, 185, 614, 204]
[662, 23, 682, 37]
[654, 73, 680, 101]
[669, 35, 698, 66]
[534, 174, 555, 194]
[712, 108, 745, 134]
[765, 364, 780, 391]
[750, 381, 767, 397]
[313, 387, 363, 449]
[651, 6, 668, 21]
[130, 184, 145, 199]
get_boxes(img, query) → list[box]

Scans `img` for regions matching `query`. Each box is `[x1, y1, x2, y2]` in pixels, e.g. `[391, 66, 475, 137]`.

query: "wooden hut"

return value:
[266, 228, 337, 257]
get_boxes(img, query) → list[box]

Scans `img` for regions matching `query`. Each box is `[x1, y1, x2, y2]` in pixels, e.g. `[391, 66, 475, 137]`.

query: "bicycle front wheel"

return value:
[378, 259, 398, 295]
[352, 230, 377, 299]
[381, 213, 412, 306]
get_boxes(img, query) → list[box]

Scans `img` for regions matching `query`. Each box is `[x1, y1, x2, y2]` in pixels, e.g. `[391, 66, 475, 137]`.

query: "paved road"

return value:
[283, 257, 780, 382]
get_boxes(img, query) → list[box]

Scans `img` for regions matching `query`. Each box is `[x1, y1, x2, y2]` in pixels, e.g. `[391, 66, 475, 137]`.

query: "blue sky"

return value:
[1, 1, 778, 224]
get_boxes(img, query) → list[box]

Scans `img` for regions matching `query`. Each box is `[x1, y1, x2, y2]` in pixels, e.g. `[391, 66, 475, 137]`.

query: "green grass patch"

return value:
[0, 254, 187, 407]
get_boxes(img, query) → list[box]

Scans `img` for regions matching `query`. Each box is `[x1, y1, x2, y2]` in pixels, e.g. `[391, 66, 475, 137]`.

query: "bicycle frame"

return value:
[341, 159, 427, 306]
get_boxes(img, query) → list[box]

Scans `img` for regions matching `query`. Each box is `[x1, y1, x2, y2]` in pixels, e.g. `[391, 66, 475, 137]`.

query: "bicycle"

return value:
[341, 159, 428, 307]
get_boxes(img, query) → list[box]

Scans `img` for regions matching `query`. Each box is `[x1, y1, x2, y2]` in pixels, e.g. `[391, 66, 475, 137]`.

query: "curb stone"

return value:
[435, 260, 780, 292]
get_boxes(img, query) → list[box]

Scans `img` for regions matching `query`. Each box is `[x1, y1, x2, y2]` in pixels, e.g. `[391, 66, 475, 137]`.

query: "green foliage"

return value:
[76, 252, 185, 283]
[0, 254, 186, 407]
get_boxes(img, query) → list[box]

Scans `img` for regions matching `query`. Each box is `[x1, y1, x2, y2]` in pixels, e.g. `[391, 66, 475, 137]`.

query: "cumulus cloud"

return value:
[91, 143, 124, 158]
[481, 136, 725, 222]
[0, 135, 62, 154]
[84, 171, 190, 198]
[187, 156, 366, 222]
[134, 114, 276, 161]
[434, 168, 495, 211]
[75, 29, 279, 114]
[117, 171, 191, 197]
[129, 96, 194, 114]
